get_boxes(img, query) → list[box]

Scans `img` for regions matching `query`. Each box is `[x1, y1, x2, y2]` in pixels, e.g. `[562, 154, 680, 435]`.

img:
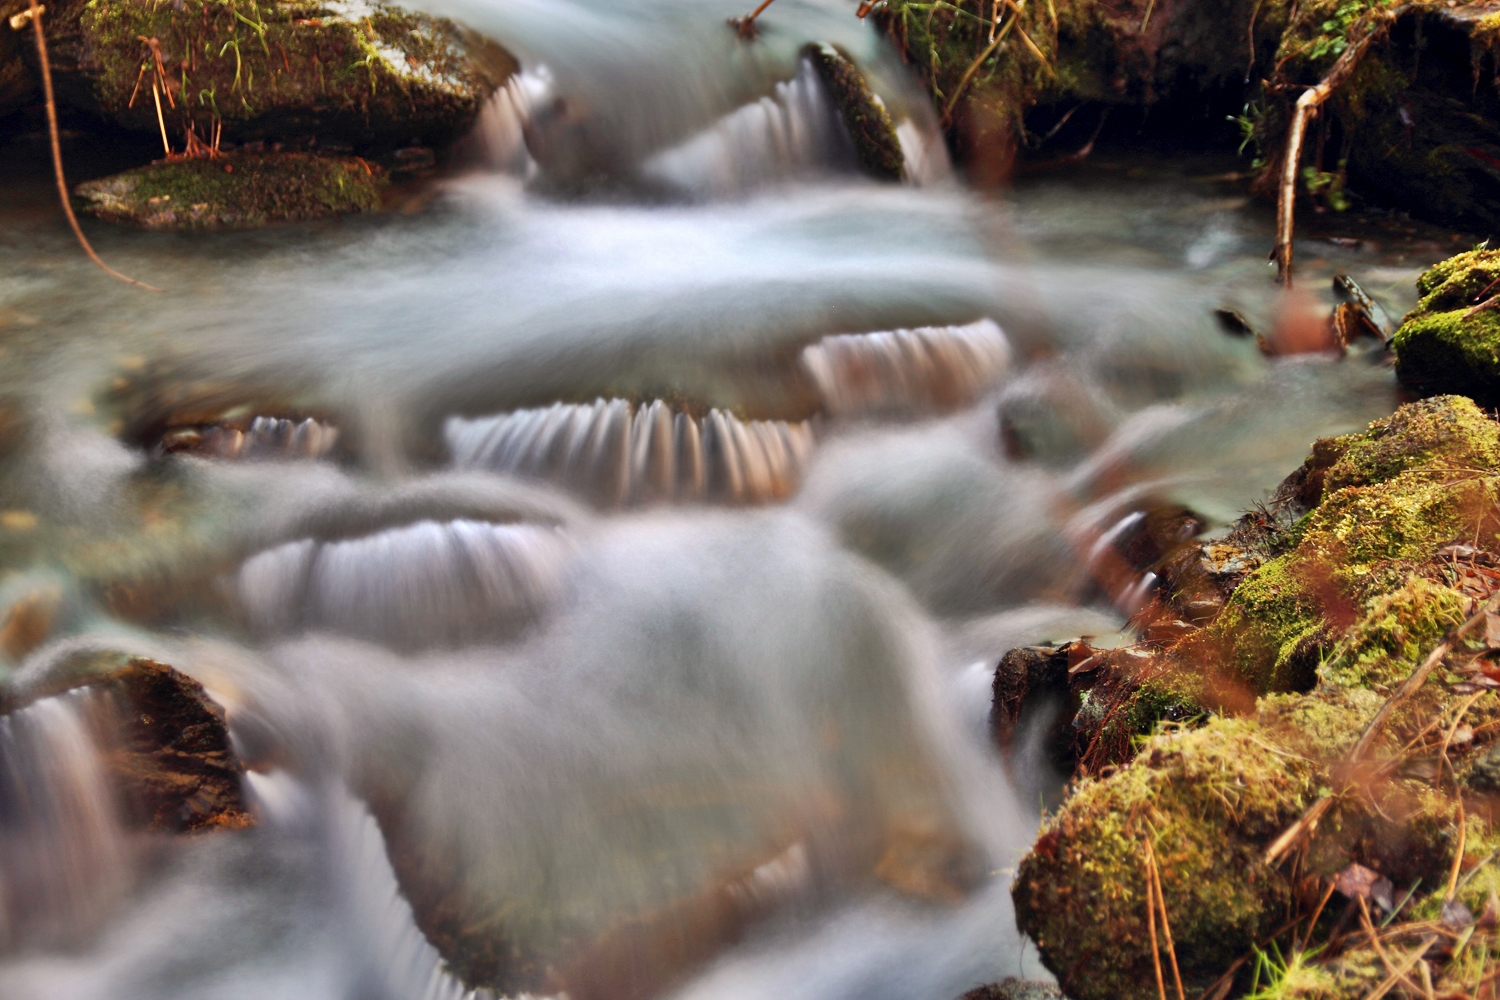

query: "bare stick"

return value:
[24, 0, 162, 291]
[1147, 842, 1185, 1000]
[1267, 588, 1500, 865]
[1144, 844, 1168, 1000]
[1272, 13, 1394, 285]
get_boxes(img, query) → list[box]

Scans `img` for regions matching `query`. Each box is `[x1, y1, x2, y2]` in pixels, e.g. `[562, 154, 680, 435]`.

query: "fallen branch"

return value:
[20, 0, 161, 291]
[1266, 588, 1500, 866]
[728, 0, 776, 40]
[1272, 12, 1396, 286]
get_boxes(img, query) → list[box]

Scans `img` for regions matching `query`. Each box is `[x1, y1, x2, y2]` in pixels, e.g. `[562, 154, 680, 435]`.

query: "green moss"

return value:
[75, 152, 387, 229]
[1394, 253, 1500, 401]
[1198, 554, 1329, 695]
[63, 0, 514, 149]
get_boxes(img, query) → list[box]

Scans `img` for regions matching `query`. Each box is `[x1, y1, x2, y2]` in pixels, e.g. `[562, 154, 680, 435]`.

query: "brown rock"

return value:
[6, 656, 252, 833]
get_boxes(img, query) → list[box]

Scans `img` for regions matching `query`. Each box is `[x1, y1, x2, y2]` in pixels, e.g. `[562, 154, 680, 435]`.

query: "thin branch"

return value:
[1272, 11, 1395, 285]
[23, 0, 161, 291]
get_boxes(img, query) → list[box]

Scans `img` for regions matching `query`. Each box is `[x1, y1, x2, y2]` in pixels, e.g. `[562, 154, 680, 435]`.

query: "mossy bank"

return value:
[1010, 392, 1500, 999]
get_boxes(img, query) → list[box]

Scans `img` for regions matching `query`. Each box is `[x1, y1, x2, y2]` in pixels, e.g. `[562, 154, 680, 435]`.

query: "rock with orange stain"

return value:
[4, 656, 252, 833]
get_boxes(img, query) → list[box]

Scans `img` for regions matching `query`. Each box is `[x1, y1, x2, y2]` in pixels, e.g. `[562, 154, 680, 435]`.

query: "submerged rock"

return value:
[1393, 249, 1500, 405]
[1010, 393, 1500, 999]
[32, 0, 515, 154]
[75, 153, 387, 229]
[801, 43, 905, 182]
[959, 980, 1065, 1000]
[4, 655, 251, 833]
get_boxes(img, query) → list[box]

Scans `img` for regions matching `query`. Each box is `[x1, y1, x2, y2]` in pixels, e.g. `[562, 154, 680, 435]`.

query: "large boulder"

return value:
[21, 0, 516, 153]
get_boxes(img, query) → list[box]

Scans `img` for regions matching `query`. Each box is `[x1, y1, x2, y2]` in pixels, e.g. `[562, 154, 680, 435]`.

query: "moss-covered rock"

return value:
[1013, 393, 1500, 998]
[34, 0, 515, 153]
[1394, 250, 1500, 404]
[802, 43, 905, 182]
[75, 151, 386, 228]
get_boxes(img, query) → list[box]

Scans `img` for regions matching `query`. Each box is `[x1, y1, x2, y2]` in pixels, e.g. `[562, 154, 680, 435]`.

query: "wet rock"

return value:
[76, 153, 387, 229]
[801, 43, 905, 182]
[0, 0, 35, 121]
[989, 642, 1075, 769]
[4, 655, 252, 833]
[27, 0, 516, 155]
[960, 979, 1066, 1000]
[996, 362, 1115, 466]
[1393, 249, 1500, 406]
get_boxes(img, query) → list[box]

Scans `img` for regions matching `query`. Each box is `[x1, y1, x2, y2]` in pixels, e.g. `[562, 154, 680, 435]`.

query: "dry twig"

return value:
[20, 0, 161, 291]
[1272, 11, 1397, 285]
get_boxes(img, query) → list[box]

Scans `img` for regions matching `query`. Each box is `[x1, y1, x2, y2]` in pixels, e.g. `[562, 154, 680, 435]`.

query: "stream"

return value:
[0, 0, 1473, 997]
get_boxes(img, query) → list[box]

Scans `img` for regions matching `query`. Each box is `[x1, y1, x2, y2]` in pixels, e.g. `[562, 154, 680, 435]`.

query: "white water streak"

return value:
[0, 691, 131, 951]
[447, 399, 815, 505]
[800, 319, 1011, 416]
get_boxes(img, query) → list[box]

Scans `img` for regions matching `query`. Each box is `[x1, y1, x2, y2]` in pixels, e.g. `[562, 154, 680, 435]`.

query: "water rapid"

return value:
[0, 0, 1461, 997]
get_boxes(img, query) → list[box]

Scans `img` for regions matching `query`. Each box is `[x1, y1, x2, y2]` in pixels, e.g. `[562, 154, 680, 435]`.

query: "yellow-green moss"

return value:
[802, 44, 905, 182]
[1321, 396, 1500, 494]
[1014, 711, 1331, 1000]
[76, 152, 386, 229]
[1197, 553, 1329, 695]
[1324, 576, 1468, 690]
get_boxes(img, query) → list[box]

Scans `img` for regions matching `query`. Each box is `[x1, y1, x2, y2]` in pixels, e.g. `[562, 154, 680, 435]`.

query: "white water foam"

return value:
[446, 399, 816, 505]
[800, 319, 1012, 417]
[233, 519, 575, 646]
[0, 690, 132, 951]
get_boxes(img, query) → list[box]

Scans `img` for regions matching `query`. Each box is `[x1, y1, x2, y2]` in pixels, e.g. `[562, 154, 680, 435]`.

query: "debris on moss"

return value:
[76, 152, 387, 229]
[1394, 250, 1500, 405]
[802, 43, 905, 182]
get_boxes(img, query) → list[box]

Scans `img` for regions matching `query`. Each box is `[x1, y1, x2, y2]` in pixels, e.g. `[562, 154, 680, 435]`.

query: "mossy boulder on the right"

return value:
[1393, 249, 1500, 405]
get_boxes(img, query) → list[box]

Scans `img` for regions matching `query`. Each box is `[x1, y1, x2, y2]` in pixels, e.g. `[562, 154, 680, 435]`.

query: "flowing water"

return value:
[0, 0, 1472, 997]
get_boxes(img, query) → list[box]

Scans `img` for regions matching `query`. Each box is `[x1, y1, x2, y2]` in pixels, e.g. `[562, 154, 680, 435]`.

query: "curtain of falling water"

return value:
[0, 0, 1432, 996]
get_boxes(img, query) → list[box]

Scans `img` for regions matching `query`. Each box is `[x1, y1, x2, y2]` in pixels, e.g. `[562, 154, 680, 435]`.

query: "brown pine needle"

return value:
[25, 0, 161, 291]
[1445, 799, 1466, 902]
[1147, 841, 1185, 1000]
[151, 79, 171, 157]
[1144, 844, 1168, 1000]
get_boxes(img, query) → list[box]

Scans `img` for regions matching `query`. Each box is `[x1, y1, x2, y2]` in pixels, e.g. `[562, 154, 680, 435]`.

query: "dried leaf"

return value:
[1487, 610, 1500, 649]
[1441, 898, 1475, 930]
[1334, 862, 1385, 905]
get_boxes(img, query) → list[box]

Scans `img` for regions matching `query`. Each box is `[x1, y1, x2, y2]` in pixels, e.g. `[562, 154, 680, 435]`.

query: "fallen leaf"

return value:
[1441, 898, 1475, 930]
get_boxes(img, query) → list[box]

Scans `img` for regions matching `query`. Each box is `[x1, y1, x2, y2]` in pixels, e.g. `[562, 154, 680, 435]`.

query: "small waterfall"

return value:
[464, 67, 554, 176]
[895, 119, 952, 187]
[0, 690, 131, 951]
[159, 416, 340, 461]
[641, 58, 854, 196]
[800, 319, 1012, 417]
[233, 519, 575, 647]
[446, 399, 817, 505]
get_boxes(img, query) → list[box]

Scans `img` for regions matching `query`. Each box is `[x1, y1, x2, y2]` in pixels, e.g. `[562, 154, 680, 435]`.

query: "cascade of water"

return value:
[0, 691, 131, 951]
[642, 58, 855, 196]
[462, 67, 554, 176]
[446, 398, 816, 505]
[160, 416, 340, 462]
[800, 319, 1012, 417]
[232, 519, 575, 647]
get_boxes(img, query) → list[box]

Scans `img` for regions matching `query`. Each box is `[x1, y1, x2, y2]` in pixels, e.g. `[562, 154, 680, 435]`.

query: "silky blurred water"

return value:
[0, 0, 1466, 996]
